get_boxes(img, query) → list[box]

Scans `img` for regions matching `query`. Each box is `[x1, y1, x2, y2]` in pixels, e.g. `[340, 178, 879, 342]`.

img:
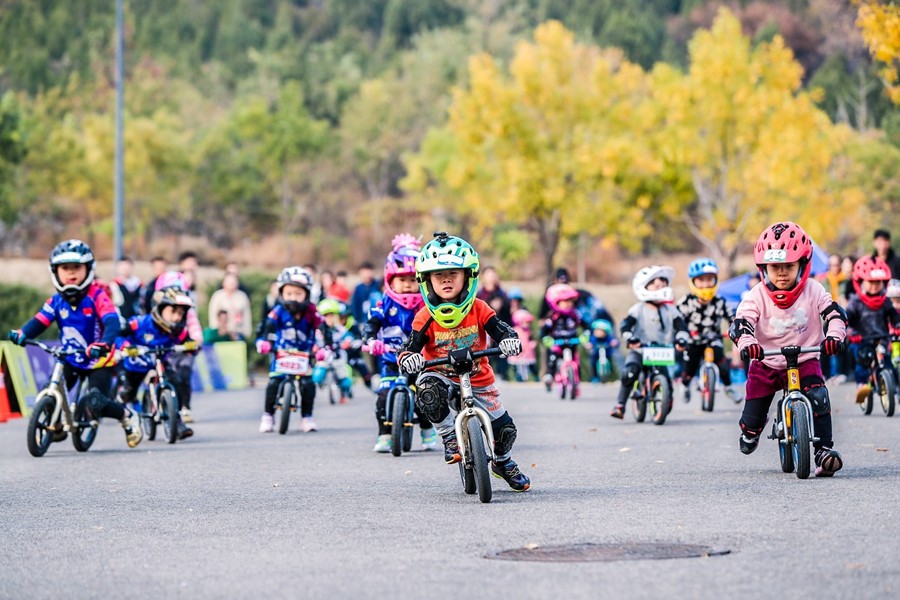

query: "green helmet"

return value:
[415, 232, 480, 328]
[317, 298, 343, 316]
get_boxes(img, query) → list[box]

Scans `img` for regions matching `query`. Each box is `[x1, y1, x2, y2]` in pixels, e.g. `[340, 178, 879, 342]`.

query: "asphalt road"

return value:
[1, 377, 898, 600]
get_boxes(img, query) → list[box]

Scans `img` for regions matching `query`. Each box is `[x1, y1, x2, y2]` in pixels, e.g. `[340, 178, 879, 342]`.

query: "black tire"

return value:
[566, 365, 577, 400]
[26, 395, 57, 457]
[558, 373, 566, 400]
[791, 402, 811, 479]
[459, 462, 477, 494]
[390, 389, 405, 457]
[878, 368, 896, 417]
[161, 388, 179, 444]
[701, 365, 716, 412]
[860, 382, 874, 415]
[632, 381, 647, 423]
[468, 418, 492, 504]
[278, 382, 293, 435]
[71, 396, 98, 452]
[651, 374, 672, 425]
[141, 389, 157, 441]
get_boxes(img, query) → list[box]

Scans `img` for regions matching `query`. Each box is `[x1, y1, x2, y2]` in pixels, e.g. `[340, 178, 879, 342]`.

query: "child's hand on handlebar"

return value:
[8, 329, 26, 346]
[499, 338, 522, 357]
[627, 338, 642, 349]
[366, 339, 386, 356]
[740, 344, 763, 361]
[820, 337, 846, 356]
[400, 353, 424, 374]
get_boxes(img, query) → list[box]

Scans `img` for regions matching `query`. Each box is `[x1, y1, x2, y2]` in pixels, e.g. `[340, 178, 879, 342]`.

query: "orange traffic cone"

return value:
[0, 363, 16, 422]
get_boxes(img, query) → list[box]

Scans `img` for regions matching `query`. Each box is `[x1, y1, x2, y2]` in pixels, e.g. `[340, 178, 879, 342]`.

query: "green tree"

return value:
[0, 92, 28, 229]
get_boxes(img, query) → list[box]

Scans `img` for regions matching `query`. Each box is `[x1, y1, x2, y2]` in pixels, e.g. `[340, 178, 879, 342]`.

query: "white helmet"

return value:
[887, 279, 900, 299]
[632, 265, 675, 303]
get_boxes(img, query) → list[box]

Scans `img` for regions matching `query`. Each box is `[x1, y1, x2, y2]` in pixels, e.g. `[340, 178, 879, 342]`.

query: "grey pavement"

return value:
[1, 378, 899, 599]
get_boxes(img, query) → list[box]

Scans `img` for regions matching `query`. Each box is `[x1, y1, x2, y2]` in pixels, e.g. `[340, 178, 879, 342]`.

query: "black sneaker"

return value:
[443, 436, 461, 464]
[491, 459, 531, 491]
[52, 429, 68, 443]
[739, 433, 759, 455]
[178, 421, 194, 440]
[815, 446, 843, 477]
[609, 404, 625, 419]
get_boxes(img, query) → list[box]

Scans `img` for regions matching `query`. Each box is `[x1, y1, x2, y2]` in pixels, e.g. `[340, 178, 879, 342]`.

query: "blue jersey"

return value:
[24, 283, 120, 369]
[262, 303, 321, 374]
[365, 295, 419, 366]
[117, 314, 185, 373]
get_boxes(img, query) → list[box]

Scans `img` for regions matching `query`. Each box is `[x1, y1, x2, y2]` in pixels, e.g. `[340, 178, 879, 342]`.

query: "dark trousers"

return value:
[265, 375, 315, 418]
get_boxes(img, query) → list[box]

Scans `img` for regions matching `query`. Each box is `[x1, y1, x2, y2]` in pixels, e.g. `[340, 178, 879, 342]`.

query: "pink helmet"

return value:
[754, 221, 813, 309]
[545, 283, 579, 315]
[384, 233, 423, 310]
[155, 270, 190, 291]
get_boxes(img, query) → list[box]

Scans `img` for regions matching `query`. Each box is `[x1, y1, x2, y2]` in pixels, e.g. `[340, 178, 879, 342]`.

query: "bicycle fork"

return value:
[775, 365, 818, 445]
[454, 374, 495, 464]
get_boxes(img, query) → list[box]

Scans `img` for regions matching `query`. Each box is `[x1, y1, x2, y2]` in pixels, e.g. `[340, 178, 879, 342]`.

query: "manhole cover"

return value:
[486, 542, 730, 563]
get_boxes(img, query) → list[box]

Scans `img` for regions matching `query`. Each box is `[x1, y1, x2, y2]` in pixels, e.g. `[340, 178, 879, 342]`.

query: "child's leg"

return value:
[413, 372, 456, 439]
[299, 377, 316, 418]
[264, 376, 281, 415]
[713, 345, 732, 385]
[681, 345, 703, 384]
[471, 384, 530, 491]
[375, 387, 390, 435]
[613, 350, 642, 410]
[115, 369, 147, 406]
[738, 361, 783, 452]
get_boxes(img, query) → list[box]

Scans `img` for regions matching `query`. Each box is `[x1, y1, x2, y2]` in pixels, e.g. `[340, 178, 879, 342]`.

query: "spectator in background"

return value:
[817, 254, 847, 306]
[256, 280, 280, 339]
[320, 270, 336, 300]
[477, 266, 512, 380]
[207, 273, 252, 340]
[204, 310, 242, 344]
[143, 256, 169, 313]
[303, 263, 322, 304]
[351, 261, 382, 325]
[330, 270, 352, 303]
[872, 229, 900, 280]
[218, 261, 252, 296]
[839, 255, 856, 303]
[110, 256, 143, 319]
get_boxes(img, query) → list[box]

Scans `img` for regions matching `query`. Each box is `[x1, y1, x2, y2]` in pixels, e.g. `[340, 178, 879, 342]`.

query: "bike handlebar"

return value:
[423, 347, 502, 369]
[760, 346, 822, 358]
[120, 343, 193, 358]
[24, 339, 86, 357]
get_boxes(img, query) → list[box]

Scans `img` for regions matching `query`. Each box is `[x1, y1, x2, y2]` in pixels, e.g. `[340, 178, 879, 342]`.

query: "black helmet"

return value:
[151, 285, 194, 335]
[49, 239, 95, 304]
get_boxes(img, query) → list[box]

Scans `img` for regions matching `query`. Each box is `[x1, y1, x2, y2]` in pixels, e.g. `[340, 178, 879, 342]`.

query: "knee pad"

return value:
[621, 363, 640, 387]
[83, 388, 109, 419]
[414, 372, 454, 424]
[491, 412, 517, 457]
[803, 382, 831, 415]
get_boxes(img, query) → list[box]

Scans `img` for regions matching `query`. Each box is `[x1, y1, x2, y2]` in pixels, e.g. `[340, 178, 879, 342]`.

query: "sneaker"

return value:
[180, 408, 193, 423]
[491, 459, 531, 491]
[339, 396, 349, 405]
[855, 384, 871, 404]
[831, 374, 847, 385]
[121, 410, 143, 448]
[301, 417, 317, 432]
[373, 434, 392, 453]
[815, 447, 843, 477]
[421, 428, 439, 451]
[259, 413, 274, 433]
[177, 421, 194, 440]
[443, 435, 461, 464]
[609, 404, 625, 419]
[739, 433, 759, 455]
[725, 384, 744, 403]
[682, 379, 692, 403]
[542, 373, 552, 392]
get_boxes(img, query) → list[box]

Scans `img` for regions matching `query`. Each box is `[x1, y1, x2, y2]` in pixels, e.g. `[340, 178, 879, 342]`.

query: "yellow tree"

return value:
[403, 21, 660, 281]
[651, 8, 857, 276]
[857, 1, 900, 103]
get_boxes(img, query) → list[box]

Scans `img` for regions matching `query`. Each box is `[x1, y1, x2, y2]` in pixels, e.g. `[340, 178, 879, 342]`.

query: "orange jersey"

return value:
[412, 298, 496, 387]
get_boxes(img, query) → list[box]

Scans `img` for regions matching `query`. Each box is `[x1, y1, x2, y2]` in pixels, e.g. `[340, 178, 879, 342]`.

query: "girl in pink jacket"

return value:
[729, 222, 847, 477]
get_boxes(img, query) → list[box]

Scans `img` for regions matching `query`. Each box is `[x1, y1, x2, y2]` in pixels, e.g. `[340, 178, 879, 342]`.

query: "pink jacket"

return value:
[735, 279, 845, 370]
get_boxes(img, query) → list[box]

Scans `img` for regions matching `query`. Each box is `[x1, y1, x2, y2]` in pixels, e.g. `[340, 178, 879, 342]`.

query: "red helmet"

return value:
[852, 255, 892, 310]
[753, 221, 813, 309]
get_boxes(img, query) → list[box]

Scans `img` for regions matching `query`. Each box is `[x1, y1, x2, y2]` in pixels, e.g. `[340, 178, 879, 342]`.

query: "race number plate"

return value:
[274, 351, 311, 375]
[642, 346, 676, 366]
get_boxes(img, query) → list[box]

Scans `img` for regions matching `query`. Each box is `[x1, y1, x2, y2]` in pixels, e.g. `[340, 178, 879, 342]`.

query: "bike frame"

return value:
[454, 369, 495, 465]
[29, 342, 90, 433]
[769, 347, 818, 447]
[383, 374, 416, 429]
[142, 349, 178, 419]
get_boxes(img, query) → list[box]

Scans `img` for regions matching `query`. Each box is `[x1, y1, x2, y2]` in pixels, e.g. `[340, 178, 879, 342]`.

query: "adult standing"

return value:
[872, 229, 900, 280]
[143, 256, 168, 313]
[350, 261, 382, 325]
[303, 263, 322, 304]
[817, 254, 847, 303]
[477, 266, 512, 379]
[207, 274, 253, 340]
[110, 256, 143, 319]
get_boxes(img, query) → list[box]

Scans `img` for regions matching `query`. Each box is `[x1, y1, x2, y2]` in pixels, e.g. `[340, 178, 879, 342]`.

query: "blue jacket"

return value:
[117, 314, 186, 373]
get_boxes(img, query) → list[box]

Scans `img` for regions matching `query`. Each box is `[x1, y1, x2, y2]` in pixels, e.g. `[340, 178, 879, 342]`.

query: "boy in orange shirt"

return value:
[398, 233, 530, 492]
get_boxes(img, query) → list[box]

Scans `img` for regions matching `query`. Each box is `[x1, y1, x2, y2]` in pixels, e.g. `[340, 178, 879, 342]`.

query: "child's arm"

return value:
[729, 297, 762, 359]
[619, 306, 639, 347]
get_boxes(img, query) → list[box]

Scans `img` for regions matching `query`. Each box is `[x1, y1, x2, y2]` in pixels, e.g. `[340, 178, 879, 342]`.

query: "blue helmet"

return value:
[507, 287, 524, 301]
[688, 258, 719, 280]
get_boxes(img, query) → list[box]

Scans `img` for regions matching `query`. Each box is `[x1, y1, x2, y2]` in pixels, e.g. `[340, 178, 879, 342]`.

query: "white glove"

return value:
[499, 338, 522, 357]
[400, 353, 424, 374]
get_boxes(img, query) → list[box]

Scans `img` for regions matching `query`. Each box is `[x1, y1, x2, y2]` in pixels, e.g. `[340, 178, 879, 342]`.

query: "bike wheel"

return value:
[598, 355, 611, 383]
[278, 383, 293, 435]
[652, 375, 672, 425]
[558, 374, 567, 400]
[71, 396, 97, 452]
[791, 403, 811, 479]
[566, 366, 577, 400]
[161, 389, 179, 444]
[467, 418, 492, 504]
[26, 395, 57, 457]
[402, 396, 414, 453]
[390, 390, 405, 457]
[459, 462, 477, 495]
[701, 365, 716, 412]
[878, 368, 896, 417]
[632, 386, 647, 423]
[141, 390, 157, 441]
